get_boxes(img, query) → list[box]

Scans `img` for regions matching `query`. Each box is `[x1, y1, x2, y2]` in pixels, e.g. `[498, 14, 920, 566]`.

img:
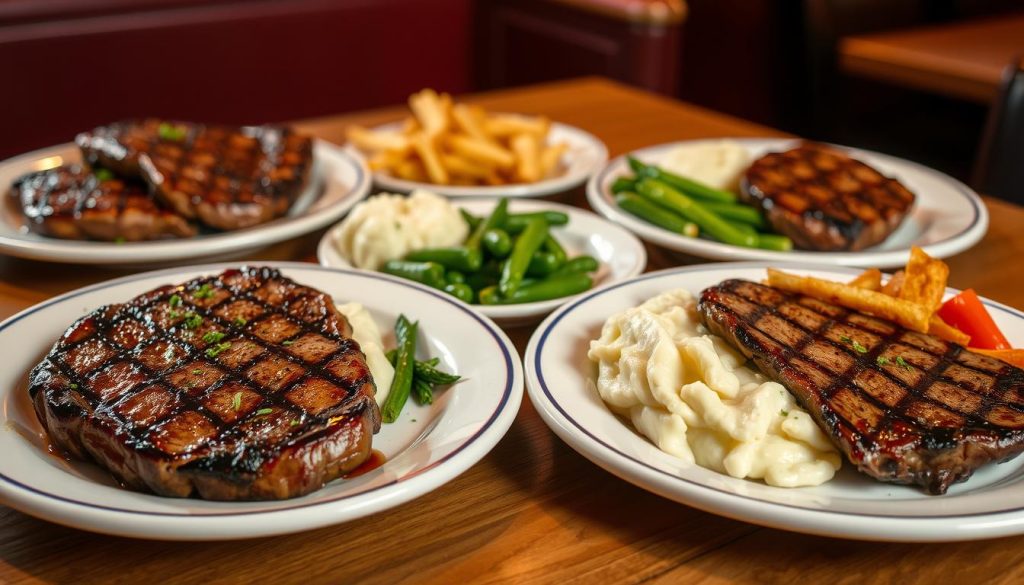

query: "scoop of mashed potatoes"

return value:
[336, 302, 394, 405]
[334, 190, 468, 270]
[588, 289, 841, 487]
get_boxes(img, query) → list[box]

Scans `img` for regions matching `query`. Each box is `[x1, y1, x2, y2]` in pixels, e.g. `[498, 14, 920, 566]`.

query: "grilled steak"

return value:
[77, 119, 314, 231]
[741, 143, 915, 251]
[28, 266, 381, 500]
[698, 279, 1024, 494]
[8, 165, 195, 241]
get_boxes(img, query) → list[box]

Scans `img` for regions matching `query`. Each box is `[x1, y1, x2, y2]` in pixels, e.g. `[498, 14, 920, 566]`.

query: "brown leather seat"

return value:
[973, 57, 1024, 204]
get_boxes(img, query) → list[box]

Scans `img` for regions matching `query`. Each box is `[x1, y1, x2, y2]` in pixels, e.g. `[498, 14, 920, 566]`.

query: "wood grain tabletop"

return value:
[838, 13, 1024, 103]
[2, 77, 1024, 584]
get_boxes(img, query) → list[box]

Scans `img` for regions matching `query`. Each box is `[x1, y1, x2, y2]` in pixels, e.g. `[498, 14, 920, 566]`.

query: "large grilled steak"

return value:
[28, 266, 381, 500]
[8, 165, 195, 241]
[76, 119, 314, 231]
[698, 279, 1024, 495]
[741, 143, 915, 251]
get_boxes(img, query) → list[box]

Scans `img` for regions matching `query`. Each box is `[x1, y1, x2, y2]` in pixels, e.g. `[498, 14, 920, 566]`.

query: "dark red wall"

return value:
[0, 0, 473, 158]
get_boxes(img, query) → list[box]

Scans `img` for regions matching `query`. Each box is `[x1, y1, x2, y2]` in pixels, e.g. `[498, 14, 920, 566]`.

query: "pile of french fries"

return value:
[766, 247, 967, 343]
[346, 89, 568, 186]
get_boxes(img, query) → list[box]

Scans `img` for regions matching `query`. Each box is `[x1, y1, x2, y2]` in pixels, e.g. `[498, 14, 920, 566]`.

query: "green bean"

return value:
[550, 255, 599, 278]
[380, 315, 417, 423]
[460, 208, 482, 230]
[466, 198, 509, 254]
[478, 285, 501, 305]
[382, 260, 447, 290]
[731, 221, 757, 235]
[700, 201, 768, 229]
[627, 157, 737, 203]
[413, 378, 433, 405]
[503, 211, 568, 234]
[636, 179, 757, 248]
[526, 251, 561, 277]
[464, 271, 498, 293]
[610, 176, 637, 194]
[482, 228, 512, 258]
[385, 350, 439, 369]
[499, 217, 548, 296]
[404, 247, 481, 272]
[756, 233, 793, 252]
[446, 270, 466, 285]
[543, 234, 567, 266]
[413, 361, 461, 385]
[487, 273, 592, 304]
[615, 192, 698, 237]
[443, 282, 474, 303]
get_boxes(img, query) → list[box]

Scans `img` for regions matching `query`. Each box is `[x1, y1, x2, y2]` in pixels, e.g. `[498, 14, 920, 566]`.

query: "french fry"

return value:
[346, 126, 411, 153]
[899, 246, 949, 314]
[401, 116, 421, 134]
[393, 158, 428, 182]
[766, 268, 931, 332]
[928, 315, 971, 346]
[408, 89, 449, 136]
[972, 349, 1024, 368]
[368, 149, 409, 172]
[484, 114, 550, 138]
[882, 270, 905, 297]
[540, 143, 568, 178]
[848, 268, 882, 291]
[451, 104, 495, 145]
[510, 133, 541, 183]
[446, 134, 516, 169]
[411, 132, 449, 184]
[439, 153, 493, 180]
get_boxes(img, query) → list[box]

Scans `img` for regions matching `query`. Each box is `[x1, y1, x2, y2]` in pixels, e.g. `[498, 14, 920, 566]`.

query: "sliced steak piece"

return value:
[28, 266, 381, 500]
[77, 119, 314, 231]
[741, 143, 916, 251]
[698, 279, 1024, 495]
[8, 165, 195, 241]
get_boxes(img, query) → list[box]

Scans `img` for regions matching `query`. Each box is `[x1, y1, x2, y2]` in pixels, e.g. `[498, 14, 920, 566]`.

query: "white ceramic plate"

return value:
[0, 141, 371, 265]
[317, 198, 647, 325]
[525, 262, 1024, 542]
[351, 119, 608, 198]
[0, 262, 523, 540]
[587, 139, 988, 267]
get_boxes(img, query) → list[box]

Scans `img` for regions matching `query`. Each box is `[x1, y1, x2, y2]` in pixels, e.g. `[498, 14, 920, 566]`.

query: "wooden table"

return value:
[839, 13, 1024, 103]
[3, 77, 1024, 584]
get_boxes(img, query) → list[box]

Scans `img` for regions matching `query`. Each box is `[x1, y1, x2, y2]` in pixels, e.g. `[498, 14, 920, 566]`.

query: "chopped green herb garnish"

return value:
[876, 356, 890, 366]
[202, 331, 226, 344]
[94, 168, 114, 181]
[780, 409, 789, 417]
[192, 369, 204, 375]
[289, 419, 300, 427]
[169, 294, 182, 308]
[113, 236, 126, 244]
[158, 122, 186, 141]
[192, 283, 215, 299]
[183, 312, 202, 329]
[282, 340, 295, 347]
[205, 341, 231, 358]
[896, 356, 913, 371]
[840, 335, 853, 344]
[255, 408, 273, 416]
[169, 309, 182, 319]
[852, 340, 868, 353]
[231, 391, 242, 411]
[233, 317, 248, 327]
[69, 383, 79, 390]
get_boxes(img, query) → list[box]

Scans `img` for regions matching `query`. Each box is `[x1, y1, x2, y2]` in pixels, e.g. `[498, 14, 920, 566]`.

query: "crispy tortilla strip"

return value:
[882, 270, 905, 297]
[972, 348, 1024, 368]
[899, 246, 949, 314]
[928, 315, 971, 346]
[767, 268, 931, 332]
[848, 268, 882, 291]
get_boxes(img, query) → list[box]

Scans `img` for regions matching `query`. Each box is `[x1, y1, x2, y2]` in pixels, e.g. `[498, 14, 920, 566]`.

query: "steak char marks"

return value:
[77, 119, 314, 231]
[8, 165, 195, 241]
[28, 266, 380, 500]
[698, 279, 1024, 494]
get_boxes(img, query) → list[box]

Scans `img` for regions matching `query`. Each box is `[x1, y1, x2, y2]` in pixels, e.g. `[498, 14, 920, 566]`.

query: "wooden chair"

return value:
[973, 57, 1024, 204]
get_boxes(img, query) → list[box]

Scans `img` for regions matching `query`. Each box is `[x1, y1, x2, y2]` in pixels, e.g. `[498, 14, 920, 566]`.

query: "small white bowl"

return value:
[318, 198, 647, 325]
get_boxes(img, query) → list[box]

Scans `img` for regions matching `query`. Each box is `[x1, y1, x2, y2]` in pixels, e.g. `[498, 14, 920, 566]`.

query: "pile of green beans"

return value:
[612, 157, 792, 251]
[380, 315, 462, 422]
[383, 198, 599, 305]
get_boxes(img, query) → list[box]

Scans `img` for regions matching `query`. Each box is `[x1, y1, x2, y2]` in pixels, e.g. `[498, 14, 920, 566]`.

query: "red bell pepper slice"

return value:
[937, 289, 1011, 350]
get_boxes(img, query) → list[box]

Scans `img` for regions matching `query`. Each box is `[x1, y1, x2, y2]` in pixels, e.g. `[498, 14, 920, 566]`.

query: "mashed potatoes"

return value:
[334, 190, 468, 270]
[659, 140, 749, 192]
[588, 289, 841, 487]
[336, 302, 394, 405]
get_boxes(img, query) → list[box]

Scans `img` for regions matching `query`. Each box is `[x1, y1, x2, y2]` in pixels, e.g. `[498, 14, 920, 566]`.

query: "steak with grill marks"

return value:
[8, 165, 195, 241]
[76, 119, 314, 231]
[28, 266, 381, 500]
[741, 143, 915, 251]
[698, 279, 1024, 494]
